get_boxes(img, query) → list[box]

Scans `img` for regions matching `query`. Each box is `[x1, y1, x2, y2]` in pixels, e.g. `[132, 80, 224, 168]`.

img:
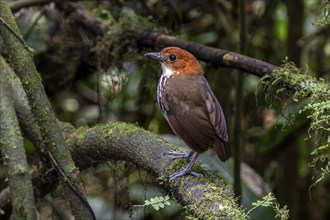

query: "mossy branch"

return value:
[0, 57, 37, 220]
[0, 1, 94, 219]
[55, 2, 278, 78]
[67, 122, 245, 219]
[0, 121, 245, 219]
[1, 55, 42, 148]
[140, 32, 278, 77]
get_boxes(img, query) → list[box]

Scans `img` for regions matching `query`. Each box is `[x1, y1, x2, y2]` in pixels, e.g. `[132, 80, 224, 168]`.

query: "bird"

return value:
[144, 47, 230, 180]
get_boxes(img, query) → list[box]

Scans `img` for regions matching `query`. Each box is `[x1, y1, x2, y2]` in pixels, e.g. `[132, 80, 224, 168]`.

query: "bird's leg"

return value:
[166, 150, 194, 159]
[169, 153, 200, 180]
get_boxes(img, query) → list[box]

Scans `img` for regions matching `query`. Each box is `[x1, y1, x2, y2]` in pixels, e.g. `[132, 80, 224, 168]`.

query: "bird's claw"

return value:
[166, 150, 193, 160]
[168, 152, 201, 180]
[169, 169, 200, 181]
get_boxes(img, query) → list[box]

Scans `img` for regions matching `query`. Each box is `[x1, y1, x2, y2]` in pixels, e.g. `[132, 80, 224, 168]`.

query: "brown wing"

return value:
[203, 81, 228, 142]
[161, 75, 230, 161]
[202, 77, 230, 161]
[166, 106, 217, 153]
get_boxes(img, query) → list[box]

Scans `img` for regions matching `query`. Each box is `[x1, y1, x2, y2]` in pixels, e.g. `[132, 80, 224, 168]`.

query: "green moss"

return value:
[313, 0, 330, 27]
[259, 60, 330, 185]
[67, 121, 244, 218]
[184, 178, 244, 220]
[90, 6, 168, 72]
[162, 160, 244, 219]
[156, 175, 166, 185]
[66, 126, 89, 146]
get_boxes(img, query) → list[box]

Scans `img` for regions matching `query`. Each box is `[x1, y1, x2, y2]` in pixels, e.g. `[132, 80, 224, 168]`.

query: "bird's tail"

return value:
[214, 139, 231, 162]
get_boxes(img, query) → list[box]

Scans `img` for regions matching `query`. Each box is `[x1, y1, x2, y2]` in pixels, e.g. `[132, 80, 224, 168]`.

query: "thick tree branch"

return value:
[9, 1, 288, 79]
[55, 2, 278, 78]
[0, 119, 246, 219]
[0, 57, 37, 220]
[0, 1, 94, 219]
[140, 32, 278, 77]
[1, 119, 271, 219]
[67, 122, 245, 219]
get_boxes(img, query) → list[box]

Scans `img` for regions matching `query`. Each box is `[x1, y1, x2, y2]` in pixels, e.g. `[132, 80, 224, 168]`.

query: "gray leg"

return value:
[169, 153, 200, 180]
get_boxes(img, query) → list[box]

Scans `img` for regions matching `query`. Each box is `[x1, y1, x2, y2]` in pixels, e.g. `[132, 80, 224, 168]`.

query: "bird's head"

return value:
[144, 47, 203, 76]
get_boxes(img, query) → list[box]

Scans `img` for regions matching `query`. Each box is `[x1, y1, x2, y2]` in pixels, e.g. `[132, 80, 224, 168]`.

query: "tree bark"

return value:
[55, 2, 278, 78]
[0, 57, 37, 220]
[1, 55, 42, 148]
[0, 1, 94, 219]
[140, 32, 278, 77]
[0, 120, 246, 219]
[67, 122, 245, 219]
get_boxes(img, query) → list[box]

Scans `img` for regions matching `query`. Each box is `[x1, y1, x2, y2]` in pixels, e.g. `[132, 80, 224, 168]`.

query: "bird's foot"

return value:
[166, 150, 193, 160]
[169, 168, 200, 181]
[169, 152, 200, 181]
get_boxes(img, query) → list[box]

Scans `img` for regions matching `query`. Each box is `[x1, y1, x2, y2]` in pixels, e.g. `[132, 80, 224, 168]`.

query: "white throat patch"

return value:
[161, 63, 174, 77]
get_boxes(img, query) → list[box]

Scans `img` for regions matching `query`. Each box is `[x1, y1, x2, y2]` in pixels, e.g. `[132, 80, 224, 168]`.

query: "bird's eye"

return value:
[169, 54, 176, 61]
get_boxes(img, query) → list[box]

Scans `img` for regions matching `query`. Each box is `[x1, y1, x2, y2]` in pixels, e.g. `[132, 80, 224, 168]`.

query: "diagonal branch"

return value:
[140, 32, 278, 77]
[10, 1, 279, 78]
[55, 2, 278, 78]
[0, 57, 37, 220]
[1, 54, 43, 147]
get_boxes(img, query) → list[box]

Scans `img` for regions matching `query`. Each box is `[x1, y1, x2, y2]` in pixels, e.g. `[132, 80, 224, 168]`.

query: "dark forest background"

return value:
[0, 0, 329, 220]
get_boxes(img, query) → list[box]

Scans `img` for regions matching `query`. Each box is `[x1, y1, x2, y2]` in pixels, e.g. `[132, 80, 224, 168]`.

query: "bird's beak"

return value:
[144, 52, 163, 61]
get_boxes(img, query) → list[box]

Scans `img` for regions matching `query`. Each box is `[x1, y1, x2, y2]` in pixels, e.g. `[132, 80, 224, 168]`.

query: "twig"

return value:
[47, 150, 95, 219]
[10, 0, 58, 12]
[0, 17, 32, 53]
[24, 7, 47, 40]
